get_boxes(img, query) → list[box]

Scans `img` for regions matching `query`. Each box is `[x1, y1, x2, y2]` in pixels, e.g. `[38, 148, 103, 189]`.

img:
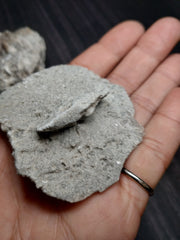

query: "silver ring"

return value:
[122, 167, 154, 196]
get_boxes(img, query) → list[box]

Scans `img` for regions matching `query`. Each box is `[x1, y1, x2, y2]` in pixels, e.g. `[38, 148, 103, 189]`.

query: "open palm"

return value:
[0, 17, 180, 240]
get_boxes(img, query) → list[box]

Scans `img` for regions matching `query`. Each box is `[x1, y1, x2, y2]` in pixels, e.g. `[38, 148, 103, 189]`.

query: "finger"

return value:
[131, 54, 180, 126]
[108, 17, 180, 94]
[70, 21, 144, 77]
[123, 88, 180, 205]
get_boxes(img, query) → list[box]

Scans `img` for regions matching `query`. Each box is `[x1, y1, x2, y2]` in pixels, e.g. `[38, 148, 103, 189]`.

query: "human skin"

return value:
[0, 17, 180, 240]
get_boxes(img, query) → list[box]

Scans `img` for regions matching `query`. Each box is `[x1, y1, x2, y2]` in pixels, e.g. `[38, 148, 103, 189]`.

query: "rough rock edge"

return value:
[0, 27, 46, 92]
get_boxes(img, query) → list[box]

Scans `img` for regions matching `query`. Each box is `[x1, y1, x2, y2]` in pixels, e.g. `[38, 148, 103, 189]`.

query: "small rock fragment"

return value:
[0, 65, 144, 203]
[0, 27, 46, 92]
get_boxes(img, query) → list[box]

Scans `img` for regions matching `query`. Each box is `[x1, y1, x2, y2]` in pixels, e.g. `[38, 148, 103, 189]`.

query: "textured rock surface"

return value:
[37, 89, 109, 132]
[0, 65, 144, 202]
[0, 27, 46, 92]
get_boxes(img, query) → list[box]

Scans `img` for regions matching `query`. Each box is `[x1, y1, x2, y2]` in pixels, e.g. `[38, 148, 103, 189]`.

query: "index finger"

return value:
[70, 21, 144, 77]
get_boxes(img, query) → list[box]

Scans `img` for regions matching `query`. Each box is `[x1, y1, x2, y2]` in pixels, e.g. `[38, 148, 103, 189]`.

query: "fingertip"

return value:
[157, 16, 180, 26]
[136, 17, 180, 62]
[151, 17, 180, 37]
[119, 20, 145, 33]
[101, 20, 145, 40]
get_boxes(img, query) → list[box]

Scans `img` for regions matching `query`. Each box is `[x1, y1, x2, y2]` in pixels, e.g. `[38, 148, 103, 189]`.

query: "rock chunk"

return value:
[0, 27, 46, 92]
[0, 65, 144, 202]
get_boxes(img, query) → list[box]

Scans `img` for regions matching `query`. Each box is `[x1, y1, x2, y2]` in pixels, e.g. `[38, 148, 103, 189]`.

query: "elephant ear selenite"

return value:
[0, 65, 143, 203]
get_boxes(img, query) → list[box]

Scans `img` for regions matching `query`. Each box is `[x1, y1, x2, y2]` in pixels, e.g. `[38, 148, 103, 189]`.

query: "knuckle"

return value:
[131, 94, 156, 114]
[143, 136, 170, 171]
[123, 20, 145, 32]
[158, 17, 180, 29]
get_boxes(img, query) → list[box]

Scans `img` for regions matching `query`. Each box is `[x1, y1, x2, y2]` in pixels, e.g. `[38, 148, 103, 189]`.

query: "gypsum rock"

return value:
[0, 27, 46, 92]
[0, 65, 144, 203]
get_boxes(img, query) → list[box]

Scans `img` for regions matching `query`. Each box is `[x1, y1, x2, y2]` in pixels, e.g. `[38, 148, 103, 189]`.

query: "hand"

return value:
[0, 17, 180, 240]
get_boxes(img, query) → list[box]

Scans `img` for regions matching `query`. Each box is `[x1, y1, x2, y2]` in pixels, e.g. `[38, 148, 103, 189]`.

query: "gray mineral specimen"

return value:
[0, 65, 143, 202]
[0, 27, 46, 92]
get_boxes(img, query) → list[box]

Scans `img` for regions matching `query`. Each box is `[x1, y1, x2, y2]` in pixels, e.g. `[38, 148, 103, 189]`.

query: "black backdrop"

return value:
[0, 0, 180, 239]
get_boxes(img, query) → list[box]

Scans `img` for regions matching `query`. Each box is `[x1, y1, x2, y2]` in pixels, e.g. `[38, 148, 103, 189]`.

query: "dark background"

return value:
[0, 0, 179, 239]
